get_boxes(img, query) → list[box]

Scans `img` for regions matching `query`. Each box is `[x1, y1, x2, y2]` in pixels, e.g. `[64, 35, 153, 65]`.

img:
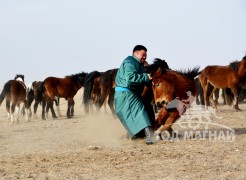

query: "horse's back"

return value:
[203, 65, 231, 76]
[44, 77, 61, 86]
[201, 65, 237, 88]
[3, 80, 26, 101]
[44, 76, 78, 98]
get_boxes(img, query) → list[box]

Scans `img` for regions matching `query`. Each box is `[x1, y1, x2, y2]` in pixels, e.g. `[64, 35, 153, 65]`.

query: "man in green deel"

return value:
[114, 45, 155, 144]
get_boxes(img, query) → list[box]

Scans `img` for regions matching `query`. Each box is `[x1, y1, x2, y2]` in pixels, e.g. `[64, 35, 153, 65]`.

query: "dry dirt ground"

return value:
[0, 89, 245, 180]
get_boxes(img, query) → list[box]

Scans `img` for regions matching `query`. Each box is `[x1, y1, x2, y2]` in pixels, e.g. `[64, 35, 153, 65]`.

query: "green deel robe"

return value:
[114, 55, 152, 137]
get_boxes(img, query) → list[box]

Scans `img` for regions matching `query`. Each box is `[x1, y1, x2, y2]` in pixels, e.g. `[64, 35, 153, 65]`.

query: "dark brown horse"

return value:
[0, 74, 31, 123]
[152, 67, 200, 136]
[26, 81, 61, 120]
[41, 72, 87, 118]
[83, 69, 118, 117]
[199, 55, 246, 110]
[97, 69, 118, 116]
[83, 71, 102, 114]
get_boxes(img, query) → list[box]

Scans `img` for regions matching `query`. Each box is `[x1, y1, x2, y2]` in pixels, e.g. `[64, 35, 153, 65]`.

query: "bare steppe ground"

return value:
[0, 89, 245, 179]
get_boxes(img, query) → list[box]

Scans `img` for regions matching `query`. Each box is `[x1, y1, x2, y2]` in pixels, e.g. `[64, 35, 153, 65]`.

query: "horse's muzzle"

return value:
[156, 100, 167, 108]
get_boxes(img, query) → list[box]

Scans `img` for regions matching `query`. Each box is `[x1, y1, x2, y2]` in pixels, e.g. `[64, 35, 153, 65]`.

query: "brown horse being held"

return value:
[152, 67, 200, 137]
[199, 55, 246, 110]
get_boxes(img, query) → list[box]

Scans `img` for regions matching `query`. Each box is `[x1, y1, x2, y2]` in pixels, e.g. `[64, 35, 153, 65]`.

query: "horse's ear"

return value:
[155, 67, 162, 76]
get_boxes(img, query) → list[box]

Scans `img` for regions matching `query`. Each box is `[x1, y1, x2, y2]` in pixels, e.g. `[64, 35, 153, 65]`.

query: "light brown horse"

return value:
[199, 55, 246, 110]
[152, 67, 200, 136]
[0, 74, 30, 123]
[41, 72, 88, 118]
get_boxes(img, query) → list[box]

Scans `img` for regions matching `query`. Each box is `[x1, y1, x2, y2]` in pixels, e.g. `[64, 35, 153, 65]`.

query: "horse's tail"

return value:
[223, 88, 233, 106]
[0, 81, 11, 106]
[37, 81, 46, 103]
[26, 82, 34, 106]
[83, 71, 101, 111]
[194, 77, 205, 105]
[189, 66, 201, 79]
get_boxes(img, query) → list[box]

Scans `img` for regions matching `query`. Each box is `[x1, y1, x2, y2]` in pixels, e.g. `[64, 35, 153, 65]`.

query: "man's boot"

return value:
[144, 126, 154, 144]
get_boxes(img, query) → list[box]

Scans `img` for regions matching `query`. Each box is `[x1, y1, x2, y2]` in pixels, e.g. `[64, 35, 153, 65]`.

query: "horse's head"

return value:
[232, 55, 246, 79]
[152, 68, 175, 108]
[238, 55, 246, 81]
[144, 58, 170, 76]
[14, 74, 25, 83]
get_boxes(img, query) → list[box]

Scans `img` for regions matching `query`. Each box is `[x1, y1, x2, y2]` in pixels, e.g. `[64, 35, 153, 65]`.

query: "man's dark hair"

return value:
[133, 45, 147, 53]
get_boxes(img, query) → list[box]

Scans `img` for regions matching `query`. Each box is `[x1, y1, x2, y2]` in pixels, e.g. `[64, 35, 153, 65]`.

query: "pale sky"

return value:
[0, 0, 245, 86]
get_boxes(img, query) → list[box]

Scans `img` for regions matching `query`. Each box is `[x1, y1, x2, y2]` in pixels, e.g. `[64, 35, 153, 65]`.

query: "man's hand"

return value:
[148, 74, 152, 80]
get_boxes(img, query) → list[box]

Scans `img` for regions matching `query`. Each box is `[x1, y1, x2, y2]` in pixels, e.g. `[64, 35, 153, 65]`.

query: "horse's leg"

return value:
[209, 87, 218, 110]
[155, 111, 180, 139]
[67, 99, 74, 118]
[46, 101, 50, 118]
[24, 101, 30, 122]
[10, 102, 16, 123]
[15, 103, 20, 123]
[48, 100, 57, 119]
[97, 91, 108, 110]
[214, 88, 220, 105]
[55, 97, 62, 117]
[222, 89, 226, 105]
[153, 107, 170, 132]
[195, 93, 200, 105]
[33, 100, 39, 119]
[103, 98, 108, 113]
[198, 75, 208, 108]
[6, 98, 11, 120]
[41, 100, 46, 120]
[66, 100, 71, 118]
[230, 86, 241, 110]
[70, 99, 75, 117]
[108, 91, 116, 117]
[21, 105, 25, 117]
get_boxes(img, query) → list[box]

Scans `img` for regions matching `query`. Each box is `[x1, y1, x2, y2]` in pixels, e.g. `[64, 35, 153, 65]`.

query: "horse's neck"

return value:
[238, 62, 246, 79]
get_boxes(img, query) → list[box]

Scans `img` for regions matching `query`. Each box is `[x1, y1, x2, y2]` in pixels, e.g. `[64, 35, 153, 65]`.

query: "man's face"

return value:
[134, 50, 147, 64]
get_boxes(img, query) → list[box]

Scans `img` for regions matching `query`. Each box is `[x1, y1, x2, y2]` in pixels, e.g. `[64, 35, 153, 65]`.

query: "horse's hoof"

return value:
[234, 107, 241, 111]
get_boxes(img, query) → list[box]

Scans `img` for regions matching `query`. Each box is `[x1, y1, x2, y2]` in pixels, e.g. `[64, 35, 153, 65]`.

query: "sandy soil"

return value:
[0, 89, 246, 180]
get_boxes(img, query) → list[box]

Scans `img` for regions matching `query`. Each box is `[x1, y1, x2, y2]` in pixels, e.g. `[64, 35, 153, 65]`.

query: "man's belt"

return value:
[115, 86, 131, 92]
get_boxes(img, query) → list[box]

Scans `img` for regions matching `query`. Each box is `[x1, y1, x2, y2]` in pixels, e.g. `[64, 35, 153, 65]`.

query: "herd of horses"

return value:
[0, 55, 246, 138]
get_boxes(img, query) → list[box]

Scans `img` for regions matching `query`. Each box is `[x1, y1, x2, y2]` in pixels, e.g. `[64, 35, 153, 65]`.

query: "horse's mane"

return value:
[170, 66, 200, 80]
[65, 72, 88, 85]
[242, 55, 246, 61]
[229, 60, 239, 71]
[145, 58, 170, 76]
